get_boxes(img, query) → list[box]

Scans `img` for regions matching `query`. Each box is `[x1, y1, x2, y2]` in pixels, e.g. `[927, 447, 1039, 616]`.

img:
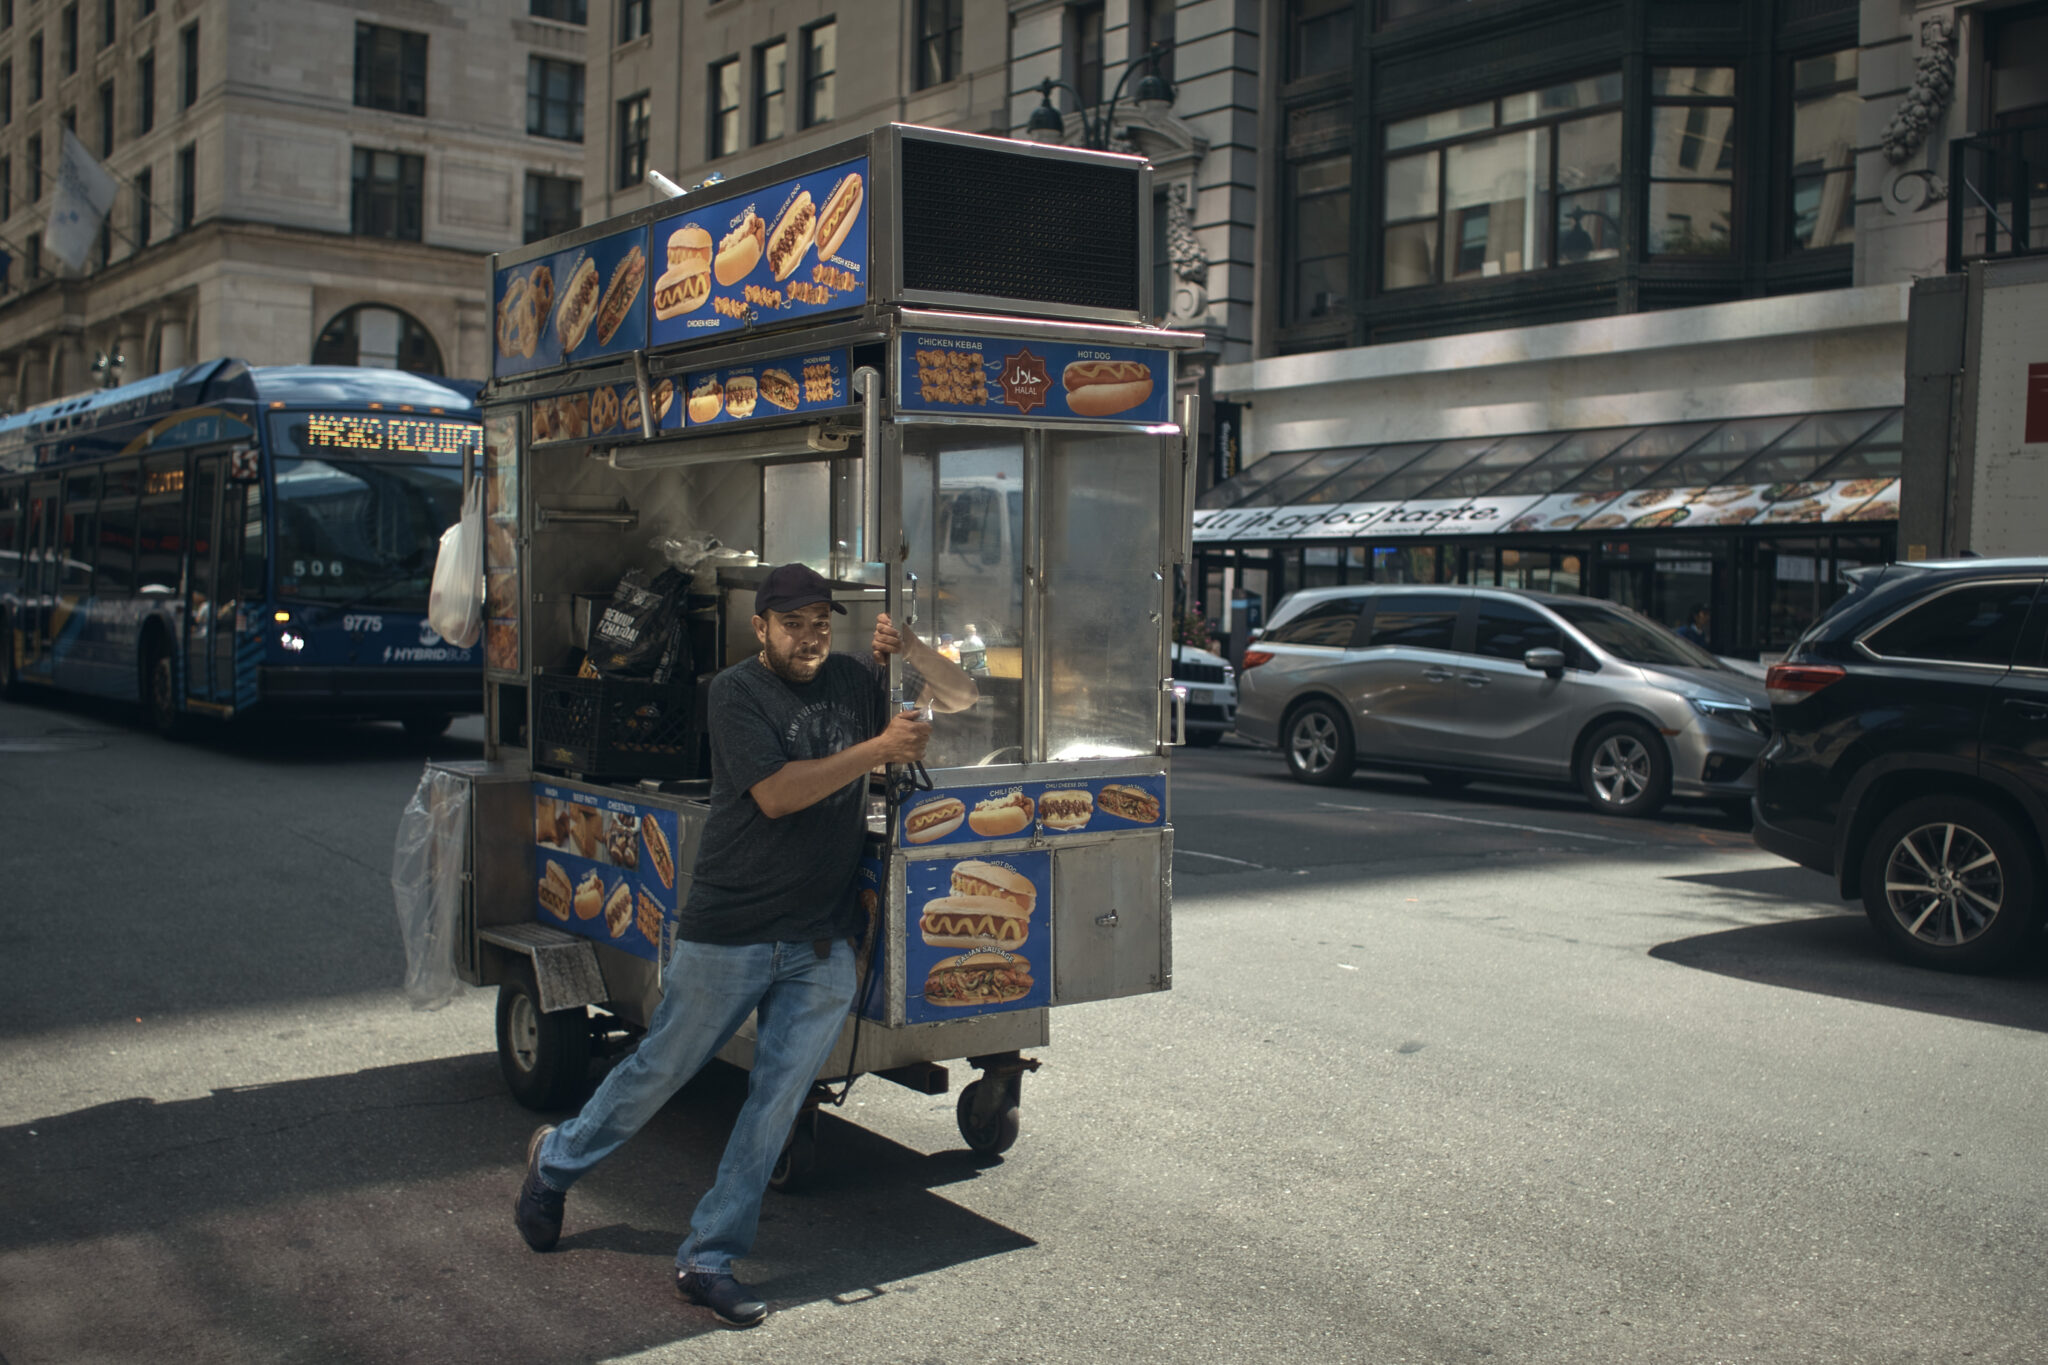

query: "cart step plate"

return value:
[479, 924, 608, 1014]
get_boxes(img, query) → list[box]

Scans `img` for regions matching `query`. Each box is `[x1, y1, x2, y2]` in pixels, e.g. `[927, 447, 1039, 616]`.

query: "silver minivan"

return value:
[1234, 586, 1771, 817]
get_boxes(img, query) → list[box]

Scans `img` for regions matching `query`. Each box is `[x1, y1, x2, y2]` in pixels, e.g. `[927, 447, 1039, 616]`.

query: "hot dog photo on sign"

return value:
[1062, 359, 1155, 417]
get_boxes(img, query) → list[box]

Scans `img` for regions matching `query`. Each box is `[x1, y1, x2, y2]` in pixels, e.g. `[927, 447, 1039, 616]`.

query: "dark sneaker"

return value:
[513, 1125, 564, 1252]
[677, 1271, 768, 1327]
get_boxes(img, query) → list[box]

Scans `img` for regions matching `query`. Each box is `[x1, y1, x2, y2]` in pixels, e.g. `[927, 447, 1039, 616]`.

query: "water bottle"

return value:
[960, 623, 988, 675]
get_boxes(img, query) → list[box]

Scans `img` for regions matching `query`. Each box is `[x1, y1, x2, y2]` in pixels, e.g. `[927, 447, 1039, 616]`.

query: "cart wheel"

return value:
[956, 1078, 1021, 1156]
[768, 1119, 817, 1194]
[496, 960, 591, 1111]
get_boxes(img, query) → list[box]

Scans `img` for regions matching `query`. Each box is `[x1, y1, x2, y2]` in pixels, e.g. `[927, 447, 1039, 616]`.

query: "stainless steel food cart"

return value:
[428, 124, 1201, 1180]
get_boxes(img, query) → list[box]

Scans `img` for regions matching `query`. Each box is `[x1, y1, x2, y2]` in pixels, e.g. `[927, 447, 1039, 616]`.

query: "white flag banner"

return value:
[46, 127, 120, 271]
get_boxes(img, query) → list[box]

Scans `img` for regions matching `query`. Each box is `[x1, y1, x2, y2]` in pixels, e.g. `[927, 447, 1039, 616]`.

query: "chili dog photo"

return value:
[555, 255, 602, 353]
[967, 790, 1034, 838]
[1039, 788, 1095, 830]
[767, 190, 817, 282]
[1097, 783, 1161, 824]
[815, 172, 863, 261]
[905, 795, 965, 844]
[573, 869, 604, 920]
[594, 243, 646, 345]
[603, 880, 633, 938]
[924, 949, 1035, 1009]
[724, 374, 758, 419]
[1062, 359, 1155, 417]
[687, 376, 724, 424]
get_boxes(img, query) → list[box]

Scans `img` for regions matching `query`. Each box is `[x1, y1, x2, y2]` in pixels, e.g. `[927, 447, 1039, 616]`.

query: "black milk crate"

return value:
[534, 674, 702, 780]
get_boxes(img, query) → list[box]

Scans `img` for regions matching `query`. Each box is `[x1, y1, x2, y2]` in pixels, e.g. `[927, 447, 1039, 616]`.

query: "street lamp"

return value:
[1023, 44, 1175, 150]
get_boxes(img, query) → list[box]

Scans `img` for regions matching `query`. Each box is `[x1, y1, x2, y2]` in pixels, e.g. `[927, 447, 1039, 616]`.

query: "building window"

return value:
[618, 0, 649, 43]
[101, 0, 114, 48]
[353, 23, 427, 117]
[137, 51, 152, 133]
[916, 0, 961, 90]
[140, 0, 153, 14]
[176, 142, 193, 229]
[1, 1, 10, 30]
[26, 133, 40, 202]
[1072, 3, 1105, 108]
[1789, 50, 1856, 252]
[61, 105, 74, 134]
[97, 80, 113, 156]
[1647, 66, 1736, 256]
[313, 304, 444, 374]
[61, 5, 77, 76]
[1381, 72, 1622, 289]
[1288, 152, 1351, 322]
[754, 38, 786, 144]
[1, 157, 11, 220]
[708, 59, 739, 158]
[524, 171, 581, 244]
[1, 62, 11, 126]
[26, 231, 39, 279]
[616, 89, 649, 186]
[801, 19, 835, 127]
[524, 172, 579, 243]
[1289, 0, 1351, 82]
[179, 22, 197, 108]
[529, 0, 586, 23]
[134, 165, 149, 246]
[526, 57, 584, 142]
[1137, 0, 1175, 89]
[350, 147, 424, 241]
[29, 32, 43, 103]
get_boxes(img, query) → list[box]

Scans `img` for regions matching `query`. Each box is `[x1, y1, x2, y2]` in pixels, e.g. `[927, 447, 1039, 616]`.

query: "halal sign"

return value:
[998, 349, 1049, 415]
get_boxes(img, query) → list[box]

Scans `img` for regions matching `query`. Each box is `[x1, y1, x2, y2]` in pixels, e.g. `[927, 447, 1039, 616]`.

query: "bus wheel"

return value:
[403, 714, 453, 741]
[144, 643, 185, 739]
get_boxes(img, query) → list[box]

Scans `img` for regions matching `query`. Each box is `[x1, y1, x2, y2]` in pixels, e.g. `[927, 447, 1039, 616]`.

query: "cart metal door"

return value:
[1050, 832, 1169, 1003]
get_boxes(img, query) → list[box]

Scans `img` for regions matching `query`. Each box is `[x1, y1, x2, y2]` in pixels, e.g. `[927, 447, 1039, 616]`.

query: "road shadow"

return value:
[0, 1053, 1032, 1365]
[1650, 914, 2048, 1033]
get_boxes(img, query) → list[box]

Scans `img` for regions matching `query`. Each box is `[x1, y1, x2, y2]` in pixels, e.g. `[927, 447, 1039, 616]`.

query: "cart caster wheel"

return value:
[956, 1079, 1021, 1157]
[769, 1118, 817, 1194]
[495, 960, 591, 1112]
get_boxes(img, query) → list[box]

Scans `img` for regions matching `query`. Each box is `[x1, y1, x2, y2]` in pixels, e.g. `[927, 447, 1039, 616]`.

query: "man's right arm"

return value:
[748, 711, 931, 819]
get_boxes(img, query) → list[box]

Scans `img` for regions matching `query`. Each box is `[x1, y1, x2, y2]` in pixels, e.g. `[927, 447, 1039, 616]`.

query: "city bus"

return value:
[0, 360, 482, 737]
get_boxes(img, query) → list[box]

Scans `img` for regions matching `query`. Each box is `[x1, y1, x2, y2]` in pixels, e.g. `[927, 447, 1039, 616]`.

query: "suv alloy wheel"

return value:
[1860, 795, 2041, 972]
[1284, 699, 1355, 786]
[1576, 719, 1671, 817]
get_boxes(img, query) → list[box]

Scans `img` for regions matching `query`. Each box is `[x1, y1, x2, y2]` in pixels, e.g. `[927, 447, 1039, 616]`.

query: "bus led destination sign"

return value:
[299, 412, 483, 458]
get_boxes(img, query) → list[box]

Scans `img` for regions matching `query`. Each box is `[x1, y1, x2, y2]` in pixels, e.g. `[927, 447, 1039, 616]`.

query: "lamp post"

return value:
[1023, 44, 1175, 150]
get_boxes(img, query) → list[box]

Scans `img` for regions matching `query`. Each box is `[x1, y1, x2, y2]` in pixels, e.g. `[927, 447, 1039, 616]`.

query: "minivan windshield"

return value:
[1551, 600, 1721, 669]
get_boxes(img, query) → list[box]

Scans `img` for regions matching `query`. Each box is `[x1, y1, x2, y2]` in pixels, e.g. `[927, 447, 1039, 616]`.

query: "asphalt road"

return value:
[4, 695, 2047, 1364]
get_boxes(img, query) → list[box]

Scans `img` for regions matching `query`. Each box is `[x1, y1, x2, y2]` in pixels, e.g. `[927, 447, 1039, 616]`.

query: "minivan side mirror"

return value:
[1523, 647, 1566, 677]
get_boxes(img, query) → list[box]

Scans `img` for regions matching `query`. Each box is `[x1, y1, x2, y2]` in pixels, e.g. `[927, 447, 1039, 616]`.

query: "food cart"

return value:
[428, 124, 1201, 1182]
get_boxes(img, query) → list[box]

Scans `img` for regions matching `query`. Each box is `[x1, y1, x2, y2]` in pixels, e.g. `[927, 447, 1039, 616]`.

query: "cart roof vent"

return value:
[899, 138, 1141, 315]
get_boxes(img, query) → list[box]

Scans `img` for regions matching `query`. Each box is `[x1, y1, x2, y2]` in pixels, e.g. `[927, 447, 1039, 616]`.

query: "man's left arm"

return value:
[871, 613, 978, 714]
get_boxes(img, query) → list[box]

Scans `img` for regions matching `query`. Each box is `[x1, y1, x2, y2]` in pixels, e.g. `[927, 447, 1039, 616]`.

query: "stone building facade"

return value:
[0, 0, 588, 408]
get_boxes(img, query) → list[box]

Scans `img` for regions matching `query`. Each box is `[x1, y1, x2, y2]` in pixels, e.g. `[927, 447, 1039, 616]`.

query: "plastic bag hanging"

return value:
[427, 474, 485, 649]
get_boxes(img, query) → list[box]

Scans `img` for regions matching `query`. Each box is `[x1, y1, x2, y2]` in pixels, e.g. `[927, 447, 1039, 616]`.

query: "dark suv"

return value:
[1753, 558, 2048, 972]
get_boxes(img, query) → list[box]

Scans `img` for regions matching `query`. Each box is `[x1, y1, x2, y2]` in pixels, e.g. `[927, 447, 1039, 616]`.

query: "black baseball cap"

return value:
[755, 563, 846, 615]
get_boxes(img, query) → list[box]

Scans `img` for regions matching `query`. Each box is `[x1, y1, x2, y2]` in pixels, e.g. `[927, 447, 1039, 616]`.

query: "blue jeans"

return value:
[535, 936, 856, 1276]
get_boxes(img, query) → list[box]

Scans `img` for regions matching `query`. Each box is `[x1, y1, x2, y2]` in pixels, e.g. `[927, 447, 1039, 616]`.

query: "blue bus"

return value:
[0, 360, 483, 737]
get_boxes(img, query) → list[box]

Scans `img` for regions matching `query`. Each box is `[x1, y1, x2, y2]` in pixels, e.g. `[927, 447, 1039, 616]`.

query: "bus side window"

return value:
[239, 481, 263, 602]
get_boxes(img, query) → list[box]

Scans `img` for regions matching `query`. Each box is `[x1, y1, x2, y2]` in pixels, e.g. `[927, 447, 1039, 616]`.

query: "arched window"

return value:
[312, 304, 444, 374]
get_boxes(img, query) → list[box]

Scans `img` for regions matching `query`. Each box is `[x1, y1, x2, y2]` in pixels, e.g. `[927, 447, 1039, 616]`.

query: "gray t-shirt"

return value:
[679, 652, 886, 945]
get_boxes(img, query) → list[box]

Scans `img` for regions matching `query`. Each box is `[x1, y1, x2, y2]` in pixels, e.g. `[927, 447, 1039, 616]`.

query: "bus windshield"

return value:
[273, 457, 463, 607]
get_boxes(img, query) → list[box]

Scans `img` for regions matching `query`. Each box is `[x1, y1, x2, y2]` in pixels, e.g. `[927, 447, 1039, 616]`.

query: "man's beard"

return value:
[761, 635, 825, 683]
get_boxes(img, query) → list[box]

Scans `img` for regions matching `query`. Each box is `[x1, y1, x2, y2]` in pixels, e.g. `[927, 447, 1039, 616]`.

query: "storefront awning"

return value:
[1193, 408, 1901, 544]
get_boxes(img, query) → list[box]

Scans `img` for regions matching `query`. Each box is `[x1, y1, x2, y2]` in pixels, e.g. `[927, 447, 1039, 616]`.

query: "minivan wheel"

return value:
[1284, 699, 1355, 786]
[1576, 719, 1669, 817]
[1860, 795, 2040, 973]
